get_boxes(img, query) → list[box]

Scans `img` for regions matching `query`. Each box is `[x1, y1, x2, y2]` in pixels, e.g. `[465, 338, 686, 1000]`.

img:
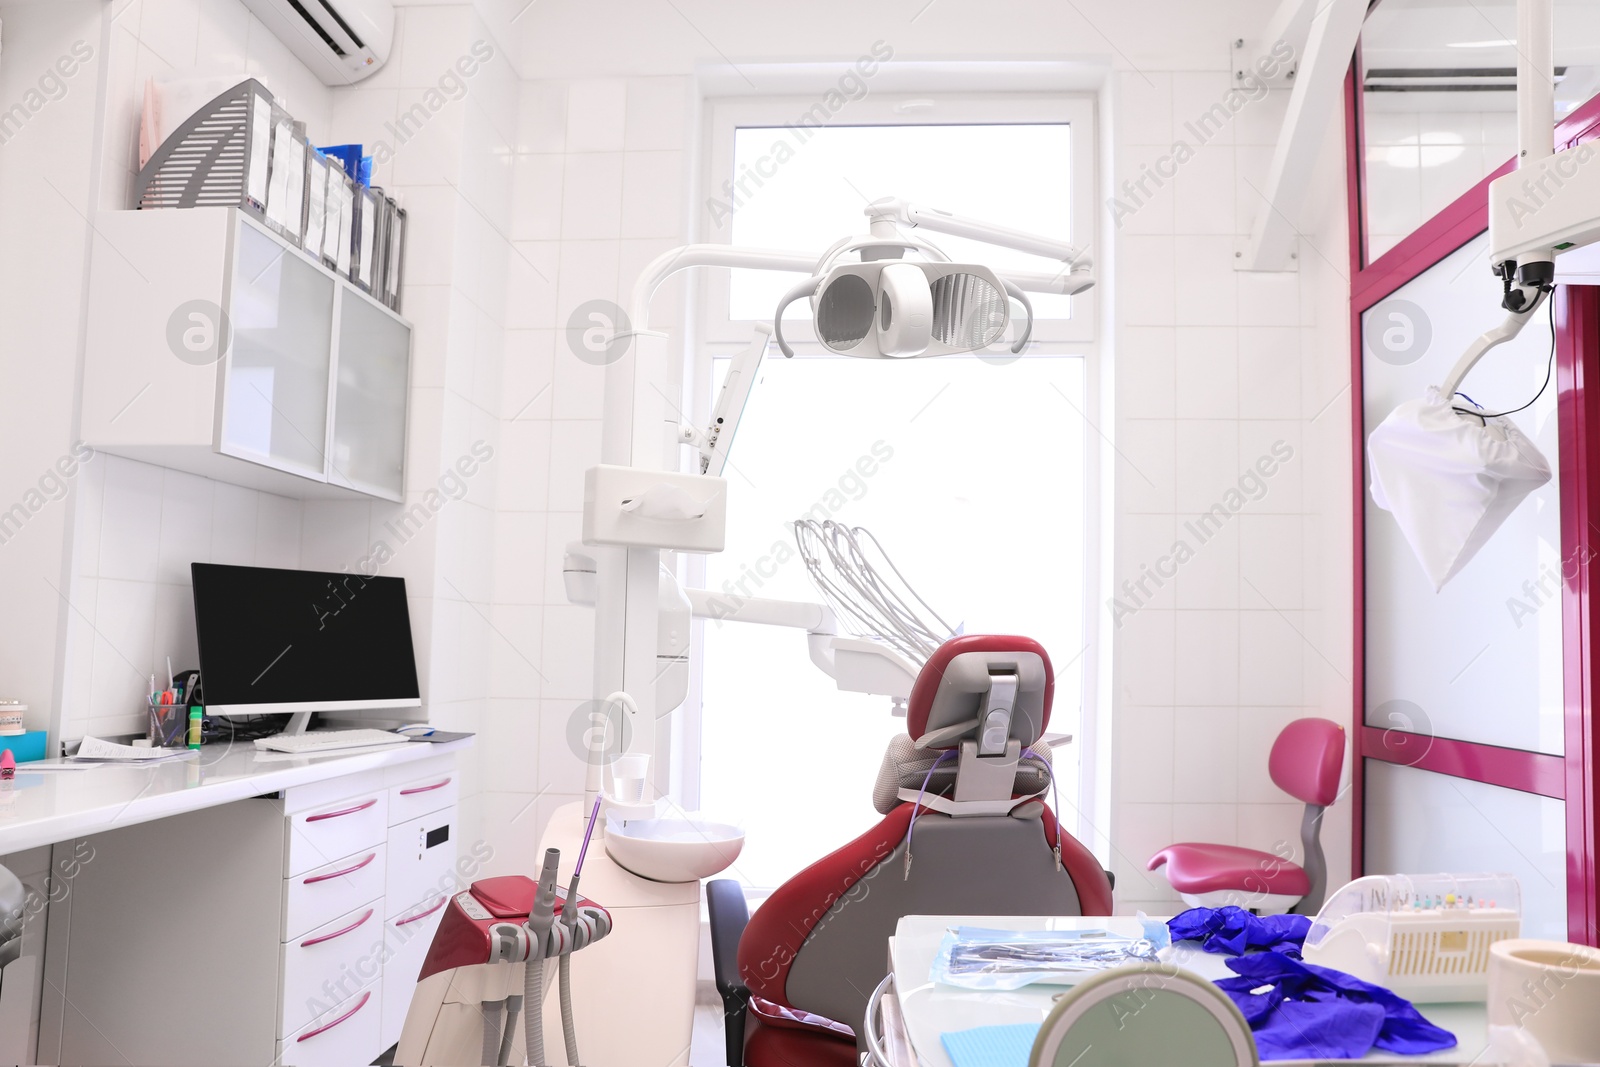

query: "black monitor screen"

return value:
[191, 563, 420, 711]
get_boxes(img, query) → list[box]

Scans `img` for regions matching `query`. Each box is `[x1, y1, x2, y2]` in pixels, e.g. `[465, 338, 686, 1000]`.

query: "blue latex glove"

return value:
[1215, 951, 1456, 1060]
[1167, 906, 1311, 956]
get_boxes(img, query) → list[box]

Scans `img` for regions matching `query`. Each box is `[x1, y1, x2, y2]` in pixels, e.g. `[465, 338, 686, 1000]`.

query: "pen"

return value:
[166, 656, 175, 691]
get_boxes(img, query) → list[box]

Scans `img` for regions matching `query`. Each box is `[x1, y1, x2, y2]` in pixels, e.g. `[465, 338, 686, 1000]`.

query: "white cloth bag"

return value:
[1367, 386, 1551, 591]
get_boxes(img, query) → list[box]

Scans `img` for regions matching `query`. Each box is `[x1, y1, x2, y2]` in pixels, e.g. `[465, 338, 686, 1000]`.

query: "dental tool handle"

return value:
[524, 847, 561, 1065]
[573, 795, 602, 882]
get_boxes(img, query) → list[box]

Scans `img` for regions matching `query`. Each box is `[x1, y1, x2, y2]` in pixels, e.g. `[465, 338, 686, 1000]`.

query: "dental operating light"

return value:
[770, 197, 1087, 358]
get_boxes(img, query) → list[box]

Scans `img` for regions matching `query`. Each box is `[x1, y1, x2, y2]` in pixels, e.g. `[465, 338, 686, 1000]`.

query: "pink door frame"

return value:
[1345, 60, 1600, 946]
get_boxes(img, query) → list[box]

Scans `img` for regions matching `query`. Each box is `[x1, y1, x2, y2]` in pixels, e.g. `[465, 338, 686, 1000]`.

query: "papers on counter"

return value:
[71, 737, 198, 763]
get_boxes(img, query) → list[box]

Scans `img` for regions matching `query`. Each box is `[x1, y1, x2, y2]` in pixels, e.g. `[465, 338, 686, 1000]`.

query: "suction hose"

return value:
[559, 954, 577, 1064]
[558, 867, 584, 1065]
[524, 848, 561, 1065]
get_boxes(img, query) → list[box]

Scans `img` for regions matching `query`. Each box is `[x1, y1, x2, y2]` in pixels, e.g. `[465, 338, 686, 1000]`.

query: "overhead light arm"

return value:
[863, 196, 1090, 268]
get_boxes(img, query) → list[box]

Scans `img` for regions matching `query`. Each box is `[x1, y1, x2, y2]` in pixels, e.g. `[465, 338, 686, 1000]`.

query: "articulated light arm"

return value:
[1453, 0, 1561, 396]
[1439, 288, 1552, 399]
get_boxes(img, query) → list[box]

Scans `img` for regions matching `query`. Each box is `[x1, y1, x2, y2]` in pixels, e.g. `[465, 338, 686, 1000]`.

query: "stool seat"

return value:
[1147, 843, 1310, 897]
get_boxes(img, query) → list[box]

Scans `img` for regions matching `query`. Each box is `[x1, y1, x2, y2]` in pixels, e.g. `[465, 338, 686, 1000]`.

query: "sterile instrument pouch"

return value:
[1367, 387, 1550, 591]
[930, 927, 1160, 991]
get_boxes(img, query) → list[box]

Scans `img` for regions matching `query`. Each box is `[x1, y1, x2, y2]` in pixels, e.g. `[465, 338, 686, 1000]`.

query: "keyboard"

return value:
[253, 729, 411, 754]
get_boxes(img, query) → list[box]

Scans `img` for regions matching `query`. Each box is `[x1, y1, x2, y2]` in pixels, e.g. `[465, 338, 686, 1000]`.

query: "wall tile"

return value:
[564, 79, 627, 152]
[1175, 609, 1238, 705]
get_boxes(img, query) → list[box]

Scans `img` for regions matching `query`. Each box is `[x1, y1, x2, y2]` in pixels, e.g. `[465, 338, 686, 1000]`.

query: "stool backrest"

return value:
[1268, 718, 1345, 807]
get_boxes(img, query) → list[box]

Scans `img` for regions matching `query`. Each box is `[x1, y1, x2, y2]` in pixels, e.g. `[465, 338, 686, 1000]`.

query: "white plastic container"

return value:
[1302, 873, 1521, 1002]
[0, 701, 25, 736]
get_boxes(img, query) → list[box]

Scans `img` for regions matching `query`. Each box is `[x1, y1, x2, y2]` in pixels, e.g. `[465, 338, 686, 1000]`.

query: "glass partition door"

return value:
[1349, 38, 1600, 945]
[1360, 244, 1569, 938]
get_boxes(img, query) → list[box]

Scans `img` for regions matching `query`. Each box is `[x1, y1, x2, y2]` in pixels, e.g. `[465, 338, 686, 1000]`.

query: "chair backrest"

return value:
[738, 803, 1111, 1047]
[1030, 964, 1259, 1067]
[737, 634, 1108, 1044]
[1268, 718, 1345, 807]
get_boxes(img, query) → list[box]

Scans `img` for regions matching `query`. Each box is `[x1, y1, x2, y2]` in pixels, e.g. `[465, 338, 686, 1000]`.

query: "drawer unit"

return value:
[286, 790, 388, 877]
[281, 902, 387, 1037]
[386, 809, 458, 919]
[388, 769, 458, 824]
[44, 746, 465, 1067]
[284, 845, 387, 942]
[280, 985, 382, 1067]
[380, 895, 449, 1048]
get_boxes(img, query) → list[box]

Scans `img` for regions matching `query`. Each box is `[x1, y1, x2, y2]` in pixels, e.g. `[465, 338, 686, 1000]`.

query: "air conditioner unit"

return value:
[240, 0, 395, 86]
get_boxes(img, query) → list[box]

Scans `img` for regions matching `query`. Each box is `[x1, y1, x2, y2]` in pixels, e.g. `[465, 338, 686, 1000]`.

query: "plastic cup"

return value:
[610, 753, 650, 804]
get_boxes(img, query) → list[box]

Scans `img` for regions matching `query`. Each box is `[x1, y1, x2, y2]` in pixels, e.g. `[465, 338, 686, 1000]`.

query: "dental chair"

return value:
[1147, 717, 1346, 915]
[708, 634, 1114, 1067]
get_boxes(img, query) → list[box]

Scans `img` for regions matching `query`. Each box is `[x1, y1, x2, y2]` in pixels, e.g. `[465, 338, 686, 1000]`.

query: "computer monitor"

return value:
[191, 563, 421, 719]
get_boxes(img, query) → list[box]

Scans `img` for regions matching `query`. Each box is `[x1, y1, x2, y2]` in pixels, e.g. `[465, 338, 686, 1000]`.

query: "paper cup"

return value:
[610, 753, 650, 805]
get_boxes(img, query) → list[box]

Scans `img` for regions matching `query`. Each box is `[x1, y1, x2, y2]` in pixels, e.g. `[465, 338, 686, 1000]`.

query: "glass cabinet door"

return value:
[330, 289, 410, 500]
[220, 219, 334, 478]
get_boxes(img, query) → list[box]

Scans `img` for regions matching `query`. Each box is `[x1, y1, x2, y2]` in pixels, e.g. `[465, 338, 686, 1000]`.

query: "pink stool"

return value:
[1148, 717, 1345, 914]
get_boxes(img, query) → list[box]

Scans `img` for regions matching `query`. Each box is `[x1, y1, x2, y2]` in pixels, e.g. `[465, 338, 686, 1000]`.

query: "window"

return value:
[685, 94, 1101, 891]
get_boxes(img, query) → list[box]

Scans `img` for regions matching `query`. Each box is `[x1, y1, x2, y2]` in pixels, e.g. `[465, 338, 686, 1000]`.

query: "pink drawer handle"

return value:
[299, 908, 373, 948]
[302, 853, 377, 885]
[296, 990, 371, 1043]
[306, 798, 377, 823]
[400, 778, 452, 796]
[395, 897, 447, 926]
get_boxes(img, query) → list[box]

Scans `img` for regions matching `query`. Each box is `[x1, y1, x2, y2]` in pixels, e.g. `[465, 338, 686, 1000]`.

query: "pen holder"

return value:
[147, 697, 190, 749]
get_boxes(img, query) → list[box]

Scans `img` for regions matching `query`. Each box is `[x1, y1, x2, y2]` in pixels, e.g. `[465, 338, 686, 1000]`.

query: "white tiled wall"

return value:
[476, 75, 695, 878]
[1107, 68, 1354, 914]
[61, 457, 303, 739]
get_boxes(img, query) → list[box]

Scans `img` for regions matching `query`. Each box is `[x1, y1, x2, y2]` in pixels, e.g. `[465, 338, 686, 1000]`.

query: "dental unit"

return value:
[537, 196, 1095, 1065]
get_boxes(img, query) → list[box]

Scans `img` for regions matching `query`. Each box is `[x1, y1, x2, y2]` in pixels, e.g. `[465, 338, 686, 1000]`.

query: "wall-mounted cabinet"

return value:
[82, 208, 410, 501]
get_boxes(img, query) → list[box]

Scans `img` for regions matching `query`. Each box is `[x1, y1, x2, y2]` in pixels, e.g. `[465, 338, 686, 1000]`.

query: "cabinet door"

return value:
[219, 219, 335, 479]
[330, 290, 410, 501]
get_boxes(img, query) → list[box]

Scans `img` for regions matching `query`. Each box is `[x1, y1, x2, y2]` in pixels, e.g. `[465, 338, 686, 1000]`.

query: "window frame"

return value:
[675, 90, 1107, 855]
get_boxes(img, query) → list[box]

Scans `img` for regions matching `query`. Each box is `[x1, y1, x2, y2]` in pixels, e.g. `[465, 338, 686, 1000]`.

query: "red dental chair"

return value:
[707, 635, 1114, 1066]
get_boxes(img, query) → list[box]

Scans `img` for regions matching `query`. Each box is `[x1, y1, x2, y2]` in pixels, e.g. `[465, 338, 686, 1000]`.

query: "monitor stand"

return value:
[284, 711, 314, 736]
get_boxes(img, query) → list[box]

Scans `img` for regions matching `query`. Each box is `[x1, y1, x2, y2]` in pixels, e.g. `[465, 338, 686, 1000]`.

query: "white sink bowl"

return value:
[604, 814, 745, 883]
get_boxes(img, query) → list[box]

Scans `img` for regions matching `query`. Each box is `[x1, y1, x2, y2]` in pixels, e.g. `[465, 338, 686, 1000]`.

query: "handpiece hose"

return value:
[524, 848, 561, 1064]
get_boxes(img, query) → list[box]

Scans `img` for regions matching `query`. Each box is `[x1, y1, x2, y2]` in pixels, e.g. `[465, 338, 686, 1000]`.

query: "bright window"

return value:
[688, 97, 1100, 892]
[699, 356, 1089, 889]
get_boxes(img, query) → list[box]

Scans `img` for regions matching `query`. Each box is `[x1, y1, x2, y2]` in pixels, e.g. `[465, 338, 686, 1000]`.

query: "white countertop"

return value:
[889, 915, 1488, 1067]
[0, 737, 473, 855]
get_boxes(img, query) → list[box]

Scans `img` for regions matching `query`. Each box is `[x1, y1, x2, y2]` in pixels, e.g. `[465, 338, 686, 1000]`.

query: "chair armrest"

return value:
[706, 878, 752, 1065]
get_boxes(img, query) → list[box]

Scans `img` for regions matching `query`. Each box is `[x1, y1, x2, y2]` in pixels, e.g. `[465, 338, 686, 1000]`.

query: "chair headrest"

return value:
[907, 635, 1053, 750]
